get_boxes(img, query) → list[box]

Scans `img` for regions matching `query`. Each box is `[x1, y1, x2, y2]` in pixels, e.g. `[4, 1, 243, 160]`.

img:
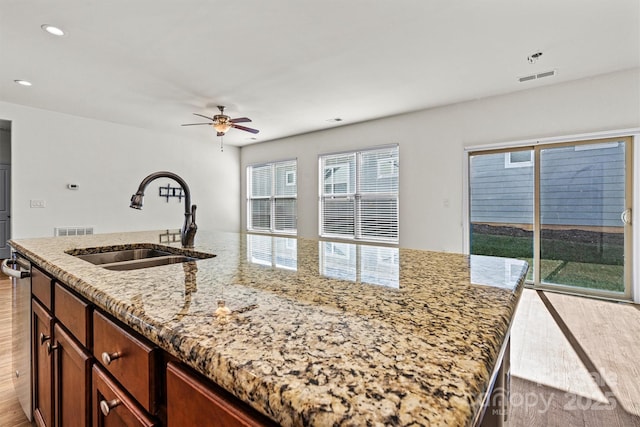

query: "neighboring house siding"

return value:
[470, 143, 625, 227]
[470, 153, 534, 225]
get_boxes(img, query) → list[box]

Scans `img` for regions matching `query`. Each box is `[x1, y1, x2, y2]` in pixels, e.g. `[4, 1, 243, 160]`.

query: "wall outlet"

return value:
[30, 199, 46, 208]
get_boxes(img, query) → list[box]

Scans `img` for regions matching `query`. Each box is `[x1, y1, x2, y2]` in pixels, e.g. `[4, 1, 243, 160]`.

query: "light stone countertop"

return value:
[10, 230, 527, 426]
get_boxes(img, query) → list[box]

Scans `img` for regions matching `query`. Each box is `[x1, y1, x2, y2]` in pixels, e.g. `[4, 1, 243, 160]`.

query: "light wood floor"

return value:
[0, 279, 638, 426]
[0, 278, 34, 427]
[511, 289, 640, 426]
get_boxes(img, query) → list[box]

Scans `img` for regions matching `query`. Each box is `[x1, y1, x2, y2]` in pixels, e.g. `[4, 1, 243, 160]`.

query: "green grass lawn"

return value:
[472, 233, 624, 293]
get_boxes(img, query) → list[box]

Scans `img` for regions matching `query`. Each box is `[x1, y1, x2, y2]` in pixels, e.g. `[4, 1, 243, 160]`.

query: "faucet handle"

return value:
[191, 204, 197, 224]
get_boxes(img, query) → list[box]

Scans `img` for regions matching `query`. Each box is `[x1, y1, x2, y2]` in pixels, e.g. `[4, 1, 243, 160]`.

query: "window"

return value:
[247, 159, 297, 234]
[504, 150, 533, 168]
[319, 145, 399, 243]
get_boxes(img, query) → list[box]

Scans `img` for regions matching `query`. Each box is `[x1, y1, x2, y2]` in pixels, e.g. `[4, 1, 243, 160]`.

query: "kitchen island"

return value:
[10, 230, 527, 426]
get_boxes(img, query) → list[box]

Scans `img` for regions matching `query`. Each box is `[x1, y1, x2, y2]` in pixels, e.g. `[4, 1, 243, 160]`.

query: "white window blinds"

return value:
[320, 145, 399, 243]
[247, 160, 297, 234]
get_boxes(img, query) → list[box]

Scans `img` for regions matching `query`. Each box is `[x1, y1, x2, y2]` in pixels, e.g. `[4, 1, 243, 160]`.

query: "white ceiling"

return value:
[1, 1, 638, 146]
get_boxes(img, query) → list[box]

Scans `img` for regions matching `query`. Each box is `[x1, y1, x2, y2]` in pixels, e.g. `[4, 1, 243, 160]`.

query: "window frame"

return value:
[504, 150, 534, 168]
[318, 145, 399, 244]
[246, 159, 297, 235]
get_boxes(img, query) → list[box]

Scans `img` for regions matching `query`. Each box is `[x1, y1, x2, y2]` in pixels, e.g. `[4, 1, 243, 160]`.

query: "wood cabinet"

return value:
[93, 311, 158, 413]
[92, 365, 158, 427]
[32, 272, 93, 427]
[32, 266, 53, 310]
[53, 324, 92, 427]
[30, 274, 160, 426]
[166, 362, 277, 427]
[29, 264, 278, 427]
[55, 282, 92, 347]
[33, 299, 54, 427]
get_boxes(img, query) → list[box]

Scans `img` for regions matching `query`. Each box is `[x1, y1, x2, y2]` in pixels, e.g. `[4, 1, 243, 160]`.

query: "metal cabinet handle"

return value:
[99, 399, 121, 416]
[101, 351, 121, 366]
[39, 333, 50, 345]
[47, 342, 58, 355]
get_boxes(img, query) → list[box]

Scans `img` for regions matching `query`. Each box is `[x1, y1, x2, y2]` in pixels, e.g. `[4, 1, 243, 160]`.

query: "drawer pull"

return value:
[101, 351, 121, 366]
[39, 333, 50, 345]
[99, 398, 121, 416]
[47, 342, 58, 355]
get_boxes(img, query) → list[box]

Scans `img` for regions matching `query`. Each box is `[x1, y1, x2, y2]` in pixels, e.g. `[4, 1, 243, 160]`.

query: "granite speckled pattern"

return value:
[10, 230, 527, 426]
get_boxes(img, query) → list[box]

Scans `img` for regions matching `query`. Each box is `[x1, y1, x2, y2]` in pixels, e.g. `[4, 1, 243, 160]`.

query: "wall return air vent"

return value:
[518, 69, 556, 83]
[54, 226, 94, 237]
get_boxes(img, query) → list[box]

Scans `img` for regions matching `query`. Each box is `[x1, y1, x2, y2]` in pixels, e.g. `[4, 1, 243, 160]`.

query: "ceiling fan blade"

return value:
[181, 123, 212, 126]
[232, 124, 259, 134]
[230, 117, 251, 123]
[192, 113, 214, 121]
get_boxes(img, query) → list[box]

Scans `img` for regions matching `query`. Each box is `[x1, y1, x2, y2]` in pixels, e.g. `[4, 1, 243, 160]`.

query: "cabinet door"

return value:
[54, 324, 92, 427]
[92, 365, 158, 427]
[166, 362, 277, 427]
[33, 299, 54, 427]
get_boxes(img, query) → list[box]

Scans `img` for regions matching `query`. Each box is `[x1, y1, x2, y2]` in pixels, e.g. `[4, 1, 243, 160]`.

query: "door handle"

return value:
[621, 208, 632, 225]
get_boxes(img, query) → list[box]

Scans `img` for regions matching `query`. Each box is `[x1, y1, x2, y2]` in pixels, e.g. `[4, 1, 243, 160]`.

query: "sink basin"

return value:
[76, 248, 174, 265]
[67, 244, 215, 271]
[99, 255, 195, 271]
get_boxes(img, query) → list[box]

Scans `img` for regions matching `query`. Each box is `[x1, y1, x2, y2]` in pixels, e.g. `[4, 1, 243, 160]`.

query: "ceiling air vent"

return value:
[518, 69, 556, 83]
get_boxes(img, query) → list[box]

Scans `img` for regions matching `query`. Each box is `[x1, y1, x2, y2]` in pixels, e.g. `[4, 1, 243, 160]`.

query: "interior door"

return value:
[0, 164, 11, 258]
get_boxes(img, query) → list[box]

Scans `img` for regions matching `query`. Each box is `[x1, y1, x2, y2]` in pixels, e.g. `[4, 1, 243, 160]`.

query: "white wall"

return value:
[0, 101, 240, 239]
[240, 68, 640, 252]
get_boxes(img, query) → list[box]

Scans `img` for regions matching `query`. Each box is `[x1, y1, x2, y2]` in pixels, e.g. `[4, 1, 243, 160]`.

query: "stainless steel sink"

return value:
[76, 248, 174, 265]
[99, 255, 195, 271]
[68, 245, 215, 271]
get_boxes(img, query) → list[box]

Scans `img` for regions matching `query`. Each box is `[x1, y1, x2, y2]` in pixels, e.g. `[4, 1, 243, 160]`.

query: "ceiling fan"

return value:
[181, 106, 259, 136]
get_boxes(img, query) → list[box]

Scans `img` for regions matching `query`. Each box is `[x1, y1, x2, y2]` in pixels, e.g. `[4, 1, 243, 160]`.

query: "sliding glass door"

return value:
[469, 148, 535, 281]
[469, 137, 633, 300]
[537, 139, 632, 297]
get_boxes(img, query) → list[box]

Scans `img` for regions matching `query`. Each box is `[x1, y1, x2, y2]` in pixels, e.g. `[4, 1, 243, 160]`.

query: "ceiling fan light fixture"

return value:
[213, 122, 232, 133]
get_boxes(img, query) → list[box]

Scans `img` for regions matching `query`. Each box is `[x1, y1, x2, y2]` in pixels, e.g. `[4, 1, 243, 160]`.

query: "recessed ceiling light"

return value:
[14, 79, 32, 86]
[41, 24, 65, 36]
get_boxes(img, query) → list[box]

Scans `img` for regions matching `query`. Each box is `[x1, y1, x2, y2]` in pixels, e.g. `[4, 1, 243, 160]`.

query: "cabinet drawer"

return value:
[92, 365, 158, 427]
[32, 266, 53, 311]
[55, 282, 92, 347]
[166, 362, 277, 427]
[93, 311, 158, 413]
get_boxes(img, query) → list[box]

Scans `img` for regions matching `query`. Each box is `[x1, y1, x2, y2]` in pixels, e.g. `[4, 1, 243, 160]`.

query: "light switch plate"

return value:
[30, 200, 46, 208]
